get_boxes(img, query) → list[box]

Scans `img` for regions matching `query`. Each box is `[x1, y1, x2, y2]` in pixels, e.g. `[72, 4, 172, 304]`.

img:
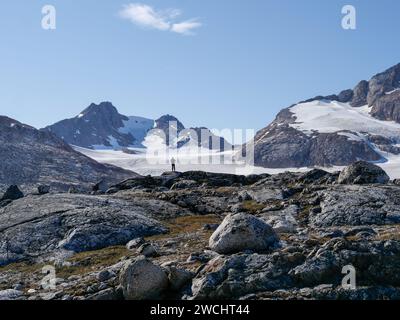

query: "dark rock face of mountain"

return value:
[252, 63, 400, 168]
[348, 64, 400, 109]
[371, 90, 400, 122]
[46, 106, 231, 151]
[367, 64, 400, 106]
[252, 124, 381, 168]
[300, 64, 400, 111]
[350, 80, 369, 107]
[44, 102, 154, 149]
[0, 116, 136, 191]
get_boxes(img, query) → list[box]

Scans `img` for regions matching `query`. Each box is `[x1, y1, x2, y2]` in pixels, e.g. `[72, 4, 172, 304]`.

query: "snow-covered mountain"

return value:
[44, 102, 155, 149]
[252, 63, 400, 168]
[45, 102, 231, 151]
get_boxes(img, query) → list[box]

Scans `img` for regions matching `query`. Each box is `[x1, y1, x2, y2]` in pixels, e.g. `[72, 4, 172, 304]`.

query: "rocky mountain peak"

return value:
[80, 102, 120, 117]
[78, 101, 128, 127]
[155, 115, 185, 131]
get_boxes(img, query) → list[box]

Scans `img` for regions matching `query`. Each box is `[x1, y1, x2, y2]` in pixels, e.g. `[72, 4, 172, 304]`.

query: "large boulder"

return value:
[119, 258, 168, 300]
[338, 161, 390, 185]
[209, 213, 279, 254]
[289, 239, 400, 287]
[1, 185, 24, 201]
[310, 185, 400, 227]
[0, 289, 23, 301]
[0, 289, 22, 301]
[191, 252, 304, 300]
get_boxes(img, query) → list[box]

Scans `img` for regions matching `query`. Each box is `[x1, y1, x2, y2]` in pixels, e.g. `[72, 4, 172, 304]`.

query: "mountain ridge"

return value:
[0, 115, 137, 191]
[45, 102, 232, 151]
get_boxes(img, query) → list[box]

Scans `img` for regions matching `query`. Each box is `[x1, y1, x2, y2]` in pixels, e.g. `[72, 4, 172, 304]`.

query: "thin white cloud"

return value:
[171, 19, 202, 35]
[119, 3, 202, 35]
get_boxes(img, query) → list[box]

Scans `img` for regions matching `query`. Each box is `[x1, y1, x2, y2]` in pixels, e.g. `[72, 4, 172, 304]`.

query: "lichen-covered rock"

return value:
[289, 239, 400, 287]
[209, 213, 279, 254]
[338, 161, 390, 185]
[310, 185, 400, 227]
[0, 194, 167, 266]
[137, 243, 158, 257]
[170, 180, 198, 190]
[262, 205, 299, 234]
[191, 252, 304, 300]
[0, 289, 23, 301]
[164, 266, 193, 291]
[119, 258, 168, 300]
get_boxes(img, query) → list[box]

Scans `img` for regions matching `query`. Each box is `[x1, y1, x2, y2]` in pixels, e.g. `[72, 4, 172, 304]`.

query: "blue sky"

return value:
[1, 0, 400, 134]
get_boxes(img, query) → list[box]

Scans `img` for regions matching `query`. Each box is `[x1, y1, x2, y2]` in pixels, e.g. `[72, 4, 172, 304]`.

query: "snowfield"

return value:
[74, 145, 400, 179]
[290, 100, 400, 140]
[74, 146, 312, 176]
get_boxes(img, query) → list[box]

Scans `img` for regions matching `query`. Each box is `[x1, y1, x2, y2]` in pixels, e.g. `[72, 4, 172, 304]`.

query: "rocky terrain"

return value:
[1, 161, 400, 300]
[252, 63, 400, 168]
[0, 116, 136, 192]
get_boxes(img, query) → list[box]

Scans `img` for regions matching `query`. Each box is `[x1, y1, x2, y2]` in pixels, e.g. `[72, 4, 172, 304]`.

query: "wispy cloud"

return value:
[119, 3, 202, 35]
[171, 19, 202, 35]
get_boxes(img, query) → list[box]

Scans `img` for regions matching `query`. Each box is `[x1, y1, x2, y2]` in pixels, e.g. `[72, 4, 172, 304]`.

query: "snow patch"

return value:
[289, 100, 400, 140]
[336, 131, 364, 142]
[386, 88, 400, 95]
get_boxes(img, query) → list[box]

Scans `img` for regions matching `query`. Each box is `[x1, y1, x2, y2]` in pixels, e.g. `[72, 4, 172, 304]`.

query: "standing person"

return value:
[171, 157, 176, 172]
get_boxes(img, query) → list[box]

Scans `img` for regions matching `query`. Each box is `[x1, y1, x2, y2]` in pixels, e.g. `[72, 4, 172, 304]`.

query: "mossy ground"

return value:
[241, 200, 265, 213]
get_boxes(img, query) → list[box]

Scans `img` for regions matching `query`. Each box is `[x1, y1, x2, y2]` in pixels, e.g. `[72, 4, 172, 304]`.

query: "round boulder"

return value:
[119, 258, 168, 300]
[209, 213, 279, 254]
[338, 161, 390, 185]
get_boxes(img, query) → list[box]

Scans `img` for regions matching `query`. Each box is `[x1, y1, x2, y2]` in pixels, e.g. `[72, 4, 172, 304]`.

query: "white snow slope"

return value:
[73, 144, 400, 179]
[289, 100, 400, 140]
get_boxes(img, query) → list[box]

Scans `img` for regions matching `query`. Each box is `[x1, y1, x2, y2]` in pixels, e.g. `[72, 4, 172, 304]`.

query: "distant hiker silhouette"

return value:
[171, 157, 176, 172]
